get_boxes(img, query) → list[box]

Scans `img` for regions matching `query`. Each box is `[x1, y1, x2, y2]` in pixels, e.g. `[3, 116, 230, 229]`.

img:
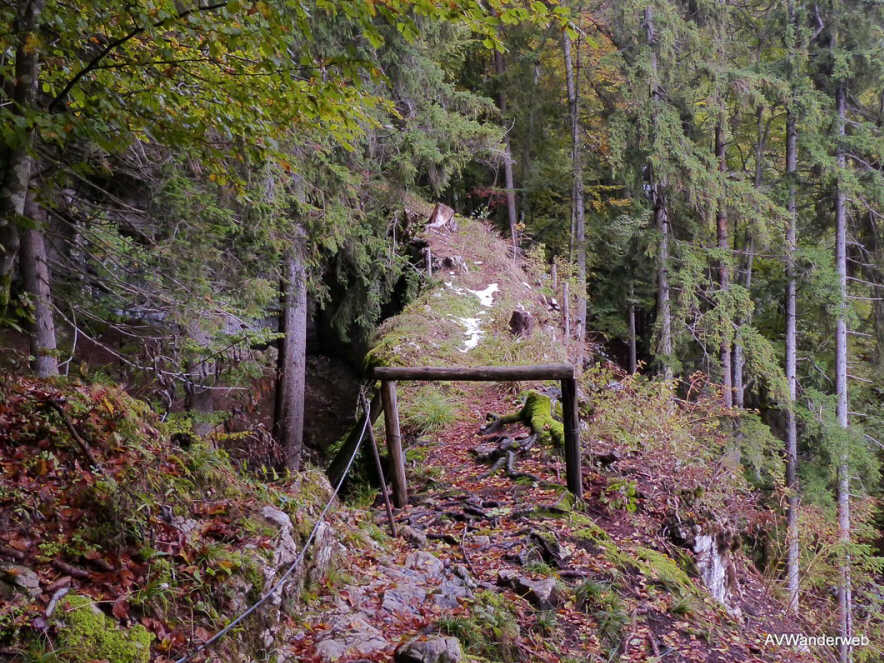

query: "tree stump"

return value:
[427, 203, 456, 231]
[509, 310, 535, 337]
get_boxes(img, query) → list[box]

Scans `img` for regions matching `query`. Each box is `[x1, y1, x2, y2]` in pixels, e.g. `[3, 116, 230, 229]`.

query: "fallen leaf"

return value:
[112, 596, 129, 620]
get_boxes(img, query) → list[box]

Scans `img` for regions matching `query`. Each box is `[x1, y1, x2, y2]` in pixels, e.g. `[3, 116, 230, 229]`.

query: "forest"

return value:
[1, 0, 883, 662]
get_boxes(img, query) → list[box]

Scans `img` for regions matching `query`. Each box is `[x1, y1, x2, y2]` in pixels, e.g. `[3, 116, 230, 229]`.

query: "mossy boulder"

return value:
[632, 546, 694, 592]
[60, 594, 153, 663]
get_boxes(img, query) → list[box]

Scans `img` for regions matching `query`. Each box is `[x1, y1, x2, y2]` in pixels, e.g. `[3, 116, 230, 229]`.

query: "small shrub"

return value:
[439, 591, 520, 660]
[670, 595, 695, 617]
[575, 579, 609, 607]
[532, 610, 558, 637]
[524, 560, 555, 577]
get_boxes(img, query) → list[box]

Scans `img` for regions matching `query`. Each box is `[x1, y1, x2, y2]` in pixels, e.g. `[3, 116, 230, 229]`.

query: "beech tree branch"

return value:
[48, 2, 228, 111]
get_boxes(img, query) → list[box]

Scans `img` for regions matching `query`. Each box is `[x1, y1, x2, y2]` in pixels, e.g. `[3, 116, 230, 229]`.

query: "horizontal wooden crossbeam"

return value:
[357, 363, 583, 509]
[373, 363, 574, 382]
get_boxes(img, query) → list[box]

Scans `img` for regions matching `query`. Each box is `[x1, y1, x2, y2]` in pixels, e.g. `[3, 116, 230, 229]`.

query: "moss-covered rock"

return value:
[61, 594, 153, 663]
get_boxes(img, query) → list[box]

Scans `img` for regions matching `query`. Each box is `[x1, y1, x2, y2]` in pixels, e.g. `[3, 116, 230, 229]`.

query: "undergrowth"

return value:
[0, 376, 343, 662]
[438, 590, 521, 661]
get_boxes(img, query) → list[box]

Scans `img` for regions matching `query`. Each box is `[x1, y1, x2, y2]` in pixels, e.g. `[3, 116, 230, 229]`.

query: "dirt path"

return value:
[291, 385, 818, 663]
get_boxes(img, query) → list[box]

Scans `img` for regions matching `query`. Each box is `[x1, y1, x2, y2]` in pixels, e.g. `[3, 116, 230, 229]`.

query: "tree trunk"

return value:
[654, 178, 672, 380]
[715, 121, 732, 407]
[0, 0, 45, 314]
[628, 282, 637, 374]
[20, 198, 57, 377]
[785, 104, 800, 614]
[494, 43, 519, 259]
[645, 7, 672, 378]
[834, 74, 852, 663]
[274, 244, 308, 472]
[562, 29, 587, 343]
[185, 321, 214, 437]
[868, 209, 884, 379]
[735, 106, 766, 409]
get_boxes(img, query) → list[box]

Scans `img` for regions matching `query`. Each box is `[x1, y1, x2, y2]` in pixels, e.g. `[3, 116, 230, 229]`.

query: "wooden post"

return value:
[575, 321, 584, 375]
[381, 380, 408, 507]
[563, 281, 570, 338]
[551, 262, 558, 291]
[561, 377, 583, 499]
[361, 392, 397, 537]
[374, 364, 573, 382]
[426, 247, 433, 277]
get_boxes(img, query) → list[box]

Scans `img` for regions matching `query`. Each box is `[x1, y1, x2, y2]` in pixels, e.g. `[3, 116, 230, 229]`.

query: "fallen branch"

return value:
[50, 559, 91, 580]
[46, 587, 70, 618]
[460, 523, 478, 577]
[43, 575, 72, 593]
[558, 569, 588, 579]
[0, 545, 25, 562]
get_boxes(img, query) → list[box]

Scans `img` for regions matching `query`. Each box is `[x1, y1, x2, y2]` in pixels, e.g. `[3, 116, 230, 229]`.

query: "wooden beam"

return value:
[561, 377, 583, 499]
[380, 380, 408, 507]
[373, 364, 574, 382]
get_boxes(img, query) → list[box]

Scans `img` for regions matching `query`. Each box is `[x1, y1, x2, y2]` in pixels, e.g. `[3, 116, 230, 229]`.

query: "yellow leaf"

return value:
[24, 33, 40, 54]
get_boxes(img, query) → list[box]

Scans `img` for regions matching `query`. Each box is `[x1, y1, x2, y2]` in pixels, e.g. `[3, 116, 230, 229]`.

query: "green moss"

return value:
[406, 445, 432, 463]
[520, 392, 564, 447]
[601, 544, 694, 594]
[633, 547, 694, 592]
[571, 514, 610, 544]
[62, 594, 153, 663]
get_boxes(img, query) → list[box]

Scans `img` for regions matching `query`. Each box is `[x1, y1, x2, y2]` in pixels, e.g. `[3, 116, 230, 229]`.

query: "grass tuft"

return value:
[402, 386, 457, 435]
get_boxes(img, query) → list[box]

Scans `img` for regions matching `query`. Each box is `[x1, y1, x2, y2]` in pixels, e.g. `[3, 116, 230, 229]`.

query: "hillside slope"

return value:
[0, 216, 829, 663]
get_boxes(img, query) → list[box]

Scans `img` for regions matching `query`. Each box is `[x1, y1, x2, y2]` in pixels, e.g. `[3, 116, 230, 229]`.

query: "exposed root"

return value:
[479, 411, 522, 435]
[38, 398, 102, 470]
[479, 391, 564, 447]
[477, 434, 540, 482]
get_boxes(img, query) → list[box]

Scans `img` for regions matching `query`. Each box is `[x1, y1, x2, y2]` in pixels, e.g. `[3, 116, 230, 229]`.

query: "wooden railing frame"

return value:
[372, 364, 582, 507]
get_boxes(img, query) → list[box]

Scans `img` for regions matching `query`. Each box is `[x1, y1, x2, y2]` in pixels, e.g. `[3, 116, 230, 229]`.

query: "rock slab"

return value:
[498, 569, 558, 610]
[396, 636, 462, 663]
